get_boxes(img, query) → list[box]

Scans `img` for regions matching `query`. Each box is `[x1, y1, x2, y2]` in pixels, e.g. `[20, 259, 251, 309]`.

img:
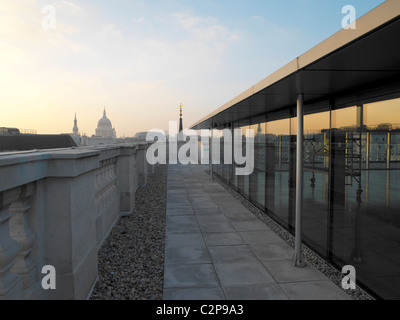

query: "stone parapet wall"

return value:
[0, 143, 152, 300]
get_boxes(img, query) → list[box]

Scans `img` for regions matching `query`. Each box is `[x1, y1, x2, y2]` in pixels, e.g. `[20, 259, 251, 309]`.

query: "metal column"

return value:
[387, 131, 391, 170]
[210, 121, 214, 182]
[294, 93, 306, 267]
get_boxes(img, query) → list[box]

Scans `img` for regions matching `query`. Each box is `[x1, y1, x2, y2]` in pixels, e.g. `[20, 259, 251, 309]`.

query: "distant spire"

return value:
[179, 103, 183, 133]
[73, 112, 79, 135]
[103, 107, 106, 117]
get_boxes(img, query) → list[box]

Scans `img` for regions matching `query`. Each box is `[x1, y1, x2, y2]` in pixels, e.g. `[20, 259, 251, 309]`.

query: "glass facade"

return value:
[211, 96, 400, 299]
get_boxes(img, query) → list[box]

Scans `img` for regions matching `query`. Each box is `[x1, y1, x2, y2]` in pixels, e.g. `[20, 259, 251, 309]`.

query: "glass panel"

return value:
[217, 129, 223, 177]
[232, 123, 240, 189]
[265, 118, 293, 228]
[330, 106, 361, 280]
[222, 127, 232, 183]
[232, 124, 251, 197]
[211, 129, 217, 175]
[303, 111, 330, 254]
[331, 98, 400, 299]
[241, 125, 250, 198]
[250, 123, 266, 207]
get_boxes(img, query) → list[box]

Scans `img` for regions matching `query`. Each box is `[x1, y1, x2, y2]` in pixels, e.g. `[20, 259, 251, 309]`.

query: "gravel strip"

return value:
[209, 170, 375, 301]
[90, 164, 167, 300]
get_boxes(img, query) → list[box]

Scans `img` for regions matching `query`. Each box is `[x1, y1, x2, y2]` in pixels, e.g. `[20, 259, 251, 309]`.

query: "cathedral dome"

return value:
[95, 108, 116, 139]
[97, 109, 112, 129]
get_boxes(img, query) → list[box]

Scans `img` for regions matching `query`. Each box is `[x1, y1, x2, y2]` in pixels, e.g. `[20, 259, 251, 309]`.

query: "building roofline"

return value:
[191, 0, 400, 129]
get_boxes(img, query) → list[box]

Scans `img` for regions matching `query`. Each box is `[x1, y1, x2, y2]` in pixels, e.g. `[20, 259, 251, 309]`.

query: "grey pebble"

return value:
[90, 165, 167, 300]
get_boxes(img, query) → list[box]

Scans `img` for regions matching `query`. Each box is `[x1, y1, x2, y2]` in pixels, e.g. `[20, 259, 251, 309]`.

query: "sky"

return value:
[0, 0, 386, 137]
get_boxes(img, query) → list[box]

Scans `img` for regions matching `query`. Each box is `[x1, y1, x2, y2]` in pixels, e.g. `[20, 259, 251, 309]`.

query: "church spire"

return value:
[73, 113, 79, 135]
[103, 107, 107, 117]
[179, 103, 183, 133]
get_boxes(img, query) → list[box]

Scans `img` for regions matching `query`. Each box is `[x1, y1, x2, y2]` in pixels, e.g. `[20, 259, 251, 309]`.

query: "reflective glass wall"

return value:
[330, 99, 400, 299]
[303, 111, 330, 255]
[211, 95, 400, 299]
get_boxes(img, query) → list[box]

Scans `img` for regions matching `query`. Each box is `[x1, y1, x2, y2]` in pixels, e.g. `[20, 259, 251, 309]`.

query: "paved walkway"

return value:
[163, 164, 351, 300]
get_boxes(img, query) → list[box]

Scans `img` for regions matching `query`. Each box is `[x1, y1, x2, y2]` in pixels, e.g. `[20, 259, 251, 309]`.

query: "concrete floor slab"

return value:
[164, 164, 353, 300]
[221, 206, 252, 215]
[166, 215, 200, 234]
[223, 283, 289, 300]
[222, 211, 256, 222]
[249, 243, 294, 261]
[198, 221, 237, 233]
[166, 207, 194, 216]
[261, 259, 329, 283]
[239, 231, 287, 245]
[166, 233, 206, 248]
[193, 207, 224, 215]
[232, 220, 271, 232]
[214, 261, 275, 287]
[164, 264, 220, 289]
[165, 245, 212, 265]
[197, 215, 236, 233]
[191, 202, 219, 209]
[279, 281, 352, 300]
[209, 245, 259, 264]
[190, 196, 215, 203]
[167, 203, 193, 211]
[203, 232, 245, 247]
[164, 287, 226, 300]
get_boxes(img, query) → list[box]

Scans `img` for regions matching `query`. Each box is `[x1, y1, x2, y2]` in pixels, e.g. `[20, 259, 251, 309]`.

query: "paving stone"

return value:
[239, 231, 286, 245]
[166, 215, 200, 234]
[214, 261, 275, 287]
[164, 287, 225, 300]
[164, 264, 220, 288]
[223, 283, 289, 300]
[203, 232, 245, 247]
[249, 243, 294, 261]
[208, 245, 258, 264]
[279, 281, 352, 300]
[261, 259, 329, 283]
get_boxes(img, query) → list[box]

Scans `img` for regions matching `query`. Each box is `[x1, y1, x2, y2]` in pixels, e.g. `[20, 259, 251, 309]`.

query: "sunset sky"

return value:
[0, 0, 385, 137]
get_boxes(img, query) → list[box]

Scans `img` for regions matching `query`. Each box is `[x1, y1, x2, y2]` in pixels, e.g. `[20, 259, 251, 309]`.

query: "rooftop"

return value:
[163, 164, 356, 300]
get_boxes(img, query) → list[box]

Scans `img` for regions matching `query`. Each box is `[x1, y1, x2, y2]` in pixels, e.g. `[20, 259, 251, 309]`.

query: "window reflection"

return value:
[330, 98, 400, 299]
[264, 118, 294, 229]
[303, 111, 330, 254]
[209, 97, 400, 299]
[250, 123, 266, 207]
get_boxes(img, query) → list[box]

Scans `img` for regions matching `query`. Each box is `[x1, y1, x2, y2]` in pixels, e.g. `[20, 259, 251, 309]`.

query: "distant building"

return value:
[0, 133, 77, 152]
[0, 127, 20, 135]
[95, 108, 116, 139]
[135, 131, 167, 141]
[82, 108, 117, 147]
[70, 113, 82, 146]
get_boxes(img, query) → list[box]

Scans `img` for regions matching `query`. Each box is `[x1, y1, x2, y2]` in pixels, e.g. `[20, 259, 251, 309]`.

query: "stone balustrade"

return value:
[0, 143, 152, 300]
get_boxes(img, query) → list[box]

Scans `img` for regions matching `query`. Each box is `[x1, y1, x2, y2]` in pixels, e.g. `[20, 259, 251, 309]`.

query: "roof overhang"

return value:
[191, 0, 400, 130]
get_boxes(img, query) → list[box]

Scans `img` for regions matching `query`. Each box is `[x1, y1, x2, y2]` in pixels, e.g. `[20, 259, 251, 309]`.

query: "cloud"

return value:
[1, 1, 246, 136]
[59, 1, 82, 15]
[170, 13, 203, 29]
[70, 43, 90, 53]
[0, 42, 34, 66]
[100, 23, 123, 38]
[132, 17, 145, 23]
[170, 12, 241, 43]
